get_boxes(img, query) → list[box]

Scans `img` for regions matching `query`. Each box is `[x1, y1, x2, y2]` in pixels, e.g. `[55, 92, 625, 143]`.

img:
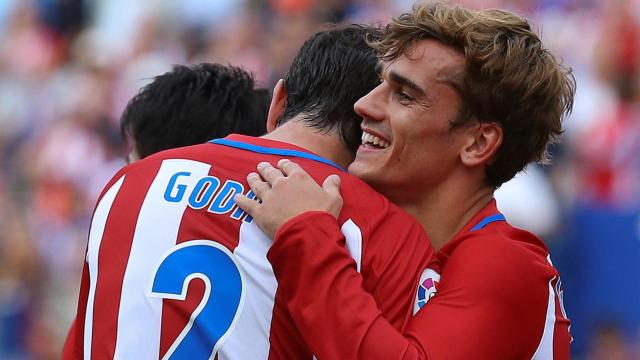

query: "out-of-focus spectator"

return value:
[572, 0, 640, 208]
[0, 181, 53, 359]
[495, 165, 561, 237]
[549, 1, 640, 358]
[587, 322, 636, 360]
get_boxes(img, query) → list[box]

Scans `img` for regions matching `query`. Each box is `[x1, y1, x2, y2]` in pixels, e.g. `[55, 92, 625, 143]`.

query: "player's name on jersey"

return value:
[164, 170, 256, 222]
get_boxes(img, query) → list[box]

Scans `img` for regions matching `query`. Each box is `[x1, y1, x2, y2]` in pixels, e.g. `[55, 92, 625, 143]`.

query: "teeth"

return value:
[361, 131, 390, 148]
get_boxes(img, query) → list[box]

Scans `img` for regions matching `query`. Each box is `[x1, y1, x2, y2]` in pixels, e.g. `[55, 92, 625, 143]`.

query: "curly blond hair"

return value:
[369, 1, 576, 187]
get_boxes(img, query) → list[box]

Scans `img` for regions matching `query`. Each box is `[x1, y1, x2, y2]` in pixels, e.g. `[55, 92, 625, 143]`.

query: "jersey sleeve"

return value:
[267, 212, 569, 360]
[62, 261, 90, 359]
[404, 237, 561, 359]
[62, 168, 129, 359]
[267, 211, 423, 359]
[61, 319, 77, 359]
[356, 204, 433, 331]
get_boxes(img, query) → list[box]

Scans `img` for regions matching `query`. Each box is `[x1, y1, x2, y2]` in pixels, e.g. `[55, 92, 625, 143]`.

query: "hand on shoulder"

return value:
[234, 159, 344, 238]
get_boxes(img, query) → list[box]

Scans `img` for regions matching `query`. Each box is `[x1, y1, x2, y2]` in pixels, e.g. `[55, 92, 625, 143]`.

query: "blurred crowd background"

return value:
[0, 0, 639, 358]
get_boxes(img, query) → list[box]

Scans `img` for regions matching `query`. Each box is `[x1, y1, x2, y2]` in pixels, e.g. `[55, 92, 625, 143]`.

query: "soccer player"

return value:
[61, 63, 269, 358]
[236, 3, 576, 359]
[120, 63, 269, 163]
[64, 25, 432, 359]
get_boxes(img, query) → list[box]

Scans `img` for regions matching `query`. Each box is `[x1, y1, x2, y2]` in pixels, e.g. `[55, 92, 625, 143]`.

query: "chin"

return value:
[348, 164, 376, 184]
[347, 162, 364, 176]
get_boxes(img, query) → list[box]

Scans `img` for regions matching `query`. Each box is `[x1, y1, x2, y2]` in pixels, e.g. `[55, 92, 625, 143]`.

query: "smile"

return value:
[361, 131, 390, 149]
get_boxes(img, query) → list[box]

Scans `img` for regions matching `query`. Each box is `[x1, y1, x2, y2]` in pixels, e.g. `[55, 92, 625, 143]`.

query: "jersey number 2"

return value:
[150, 240, 245, 359]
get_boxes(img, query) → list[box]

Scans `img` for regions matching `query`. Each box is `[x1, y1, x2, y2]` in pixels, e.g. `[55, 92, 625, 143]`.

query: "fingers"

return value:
[277, 159, 303, 176]
[246, 172, 270, 199]
[256, 159, 309, 184]
[257, 162, 285, 184]
[233, 193, 258, 216]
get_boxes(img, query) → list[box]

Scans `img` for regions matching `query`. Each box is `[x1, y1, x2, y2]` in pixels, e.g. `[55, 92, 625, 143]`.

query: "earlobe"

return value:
[267, 79, 287, 133]
[461, 123, 503, 167]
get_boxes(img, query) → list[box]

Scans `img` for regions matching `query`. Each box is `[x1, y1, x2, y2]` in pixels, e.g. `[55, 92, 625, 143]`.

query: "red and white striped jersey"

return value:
[264, 199, 572, 359]
[64, 134, 432, 359]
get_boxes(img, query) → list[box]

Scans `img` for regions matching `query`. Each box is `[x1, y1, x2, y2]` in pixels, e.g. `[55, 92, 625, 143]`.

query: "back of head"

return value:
[120, 63, 269, 160]
[370, 1, 576, 187]
[277, 24, 383, 153]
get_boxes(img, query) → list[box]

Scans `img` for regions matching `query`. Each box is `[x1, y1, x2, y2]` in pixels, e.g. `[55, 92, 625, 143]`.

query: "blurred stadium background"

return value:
[0, 0, 638, 358]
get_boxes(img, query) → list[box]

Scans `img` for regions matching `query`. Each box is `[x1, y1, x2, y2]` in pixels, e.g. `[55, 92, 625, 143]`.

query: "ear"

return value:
[127, 142, 140, 163]
[460, 122, 503, 168]
[267, 79, 286, 133]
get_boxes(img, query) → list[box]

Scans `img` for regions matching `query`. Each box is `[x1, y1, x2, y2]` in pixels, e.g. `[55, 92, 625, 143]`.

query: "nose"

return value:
[354, 85, 385, 123]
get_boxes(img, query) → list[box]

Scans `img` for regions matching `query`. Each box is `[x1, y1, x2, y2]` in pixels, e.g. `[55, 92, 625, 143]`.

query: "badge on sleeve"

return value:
[413, 268, 441, 315]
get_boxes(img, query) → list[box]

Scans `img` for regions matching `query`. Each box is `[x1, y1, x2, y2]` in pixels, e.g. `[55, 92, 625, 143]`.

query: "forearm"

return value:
[268, 212, 428, 360]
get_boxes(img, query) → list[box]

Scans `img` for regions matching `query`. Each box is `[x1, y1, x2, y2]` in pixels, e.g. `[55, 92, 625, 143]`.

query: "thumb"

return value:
[322, 174, 342, 198]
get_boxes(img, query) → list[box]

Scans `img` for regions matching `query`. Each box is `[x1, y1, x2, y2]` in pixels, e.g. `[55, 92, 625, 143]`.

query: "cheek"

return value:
[400, 127, 436, 155]
[399, 129, 455, 169]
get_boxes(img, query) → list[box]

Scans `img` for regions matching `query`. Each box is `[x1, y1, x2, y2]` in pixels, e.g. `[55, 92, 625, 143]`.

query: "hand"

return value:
[234, 159, 344, 239]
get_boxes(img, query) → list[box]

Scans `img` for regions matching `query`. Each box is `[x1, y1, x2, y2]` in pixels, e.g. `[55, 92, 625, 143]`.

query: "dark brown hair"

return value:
[278, 25, 383, 153]
[369, 1, 576, 187]
[121, 63, 268, 159]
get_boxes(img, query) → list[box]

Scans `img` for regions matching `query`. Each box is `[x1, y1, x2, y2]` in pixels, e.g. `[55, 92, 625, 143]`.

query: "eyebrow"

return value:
[378, 61, 462, 100]
[388, 70, 426, 97]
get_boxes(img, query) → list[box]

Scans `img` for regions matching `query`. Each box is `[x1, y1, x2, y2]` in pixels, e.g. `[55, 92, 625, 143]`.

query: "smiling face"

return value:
[349, 39, 470, 204]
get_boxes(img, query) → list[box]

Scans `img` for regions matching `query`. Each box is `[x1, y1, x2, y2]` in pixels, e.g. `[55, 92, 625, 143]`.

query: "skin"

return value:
[349, 41, 467, 206]
[243, 160, 342, 238]
[262, 79, 355, 170]
[236, 39, 504, 250]
[126, 148, 140, 164]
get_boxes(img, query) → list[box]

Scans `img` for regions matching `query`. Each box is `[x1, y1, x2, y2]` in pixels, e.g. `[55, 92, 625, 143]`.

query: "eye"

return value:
[394, 90, 415, 103]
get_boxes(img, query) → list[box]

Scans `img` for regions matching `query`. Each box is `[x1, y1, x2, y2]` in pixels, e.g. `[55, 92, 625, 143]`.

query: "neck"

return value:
[396, 173, 495, 251]
[261, 116, 354, 169]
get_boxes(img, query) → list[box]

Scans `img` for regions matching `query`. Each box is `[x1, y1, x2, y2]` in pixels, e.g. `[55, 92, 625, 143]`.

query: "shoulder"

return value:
[103, 145, 213, 189]
[339, 174, 426, 237]
[336, 172, 400, 216]
[449, 224, 550, 268]
[443, 225, 555, 300]
[335, 175, 431, 263]
[153, 142, 224, 161]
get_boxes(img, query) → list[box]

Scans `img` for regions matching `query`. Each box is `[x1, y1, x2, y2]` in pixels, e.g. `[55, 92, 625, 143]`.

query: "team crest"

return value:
[413, 268, 440, 315]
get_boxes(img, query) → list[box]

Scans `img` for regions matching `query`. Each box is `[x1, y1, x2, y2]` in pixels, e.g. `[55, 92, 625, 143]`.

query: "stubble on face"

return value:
[349, 40, 468, 204]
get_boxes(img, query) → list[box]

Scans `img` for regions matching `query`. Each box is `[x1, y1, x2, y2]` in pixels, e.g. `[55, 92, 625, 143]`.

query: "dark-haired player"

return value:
[61, 63, 269, 359]
[64, 25, 432, 359]
[121, 63, 269, 162]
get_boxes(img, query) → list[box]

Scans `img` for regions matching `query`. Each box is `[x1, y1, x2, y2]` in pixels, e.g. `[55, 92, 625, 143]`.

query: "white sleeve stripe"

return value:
[342, 219, 363, 273]
[84, 176, 126, 360]
[531, 277, 557, 360]
[218, 221, 277, 359]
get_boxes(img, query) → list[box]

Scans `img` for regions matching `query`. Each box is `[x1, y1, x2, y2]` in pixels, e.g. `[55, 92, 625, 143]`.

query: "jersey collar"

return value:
[435, 199, 505, 262]
[210, 134, 346, 172]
